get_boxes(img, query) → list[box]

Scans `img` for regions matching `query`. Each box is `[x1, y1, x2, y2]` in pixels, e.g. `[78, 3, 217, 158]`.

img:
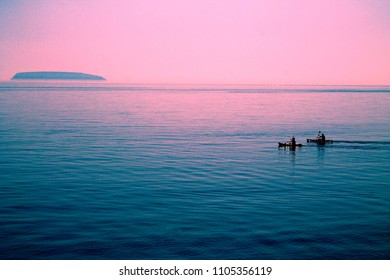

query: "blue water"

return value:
[0, 82, 389, 259]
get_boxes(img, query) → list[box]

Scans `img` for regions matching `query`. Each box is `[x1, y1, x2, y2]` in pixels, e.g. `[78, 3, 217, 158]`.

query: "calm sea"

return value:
[0, 82, 389, 259]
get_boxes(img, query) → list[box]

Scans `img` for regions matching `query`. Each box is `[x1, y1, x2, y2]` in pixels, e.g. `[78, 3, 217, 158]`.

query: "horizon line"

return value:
[1, 80, 390, 87]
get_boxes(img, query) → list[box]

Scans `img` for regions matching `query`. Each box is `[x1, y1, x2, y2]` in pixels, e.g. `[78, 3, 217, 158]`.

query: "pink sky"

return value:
[1, 0, 390, 84]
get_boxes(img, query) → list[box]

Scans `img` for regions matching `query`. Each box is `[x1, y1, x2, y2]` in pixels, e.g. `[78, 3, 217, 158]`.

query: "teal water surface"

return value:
[0, 83, 389, 259]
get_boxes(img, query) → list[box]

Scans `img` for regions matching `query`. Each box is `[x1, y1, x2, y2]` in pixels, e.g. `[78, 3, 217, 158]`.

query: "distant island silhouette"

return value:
[11, 71, 105, 80]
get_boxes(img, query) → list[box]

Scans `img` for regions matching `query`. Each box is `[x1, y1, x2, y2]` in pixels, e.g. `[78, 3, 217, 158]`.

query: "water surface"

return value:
[0, 83, 389, 259]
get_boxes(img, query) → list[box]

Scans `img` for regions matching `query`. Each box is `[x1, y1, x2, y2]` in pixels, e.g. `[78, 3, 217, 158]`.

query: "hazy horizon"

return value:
[1, 0, 390, 85]
[2, 78, 390, 87]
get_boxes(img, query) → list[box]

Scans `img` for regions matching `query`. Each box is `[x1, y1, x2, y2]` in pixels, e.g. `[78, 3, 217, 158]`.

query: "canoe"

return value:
[278, 142, 303, 147]
[306, 138, 333, 143]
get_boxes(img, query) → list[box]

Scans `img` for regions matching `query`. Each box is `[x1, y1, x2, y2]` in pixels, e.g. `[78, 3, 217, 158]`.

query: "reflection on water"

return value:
[0, 83, 389, 259]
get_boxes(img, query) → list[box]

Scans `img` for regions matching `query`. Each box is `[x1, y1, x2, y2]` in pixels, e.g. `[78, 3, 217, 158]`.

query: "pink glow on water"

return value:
[1, 0, 390, 84]
[46, 85, 388, 133]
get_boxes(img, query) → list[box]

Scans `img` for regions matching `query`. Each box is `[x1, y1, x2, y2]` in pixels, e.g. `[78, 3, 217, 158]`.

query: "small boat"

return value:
[307, 131, 332, 145]
[278, 142, 303, 147]
[306, 138, 333, 144]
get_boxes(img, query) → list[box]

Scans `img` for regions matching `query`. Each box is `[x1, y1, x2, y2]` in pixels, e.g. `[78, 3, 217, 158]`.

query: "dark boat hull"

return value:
[278, 142, 303, 147]
[306, 138, 333, 144]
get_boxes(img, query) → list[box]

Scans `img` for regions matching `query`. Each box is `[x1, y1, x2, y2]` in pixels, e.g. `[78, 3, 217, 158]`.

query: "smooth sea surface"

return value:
[0, 82, 389, 260]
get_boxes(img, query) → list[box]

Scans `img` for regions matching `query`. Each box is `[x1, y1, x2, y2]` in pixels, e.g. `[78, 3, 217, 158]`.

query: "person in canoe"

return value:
[278, 137, 302, 148]
[291, 136, 296, 147]
[317, 132, 326, 145]
[316, 131, 325, 140]
[307, 131, 332, 144]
